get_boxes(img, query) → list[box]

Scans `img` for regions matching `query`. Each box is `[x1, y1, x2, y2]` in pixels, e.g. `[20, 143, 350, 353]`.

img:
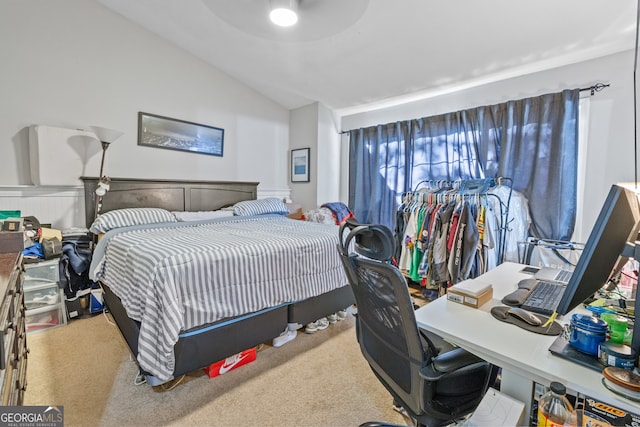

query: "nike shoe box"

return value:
[204, 347, 256, 378]
[447, 279, 493, 309]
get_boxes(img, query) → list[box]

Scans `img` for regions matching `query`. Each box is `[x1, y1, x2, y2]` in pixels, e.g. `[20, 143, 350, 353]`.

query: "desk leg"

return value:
[500, 369, 534, 426]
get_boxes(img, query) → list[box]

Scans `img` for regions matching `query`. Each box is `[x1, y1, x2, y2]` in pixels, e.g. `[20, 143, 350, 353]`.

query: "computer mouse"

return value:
[507, 307, 542, 326]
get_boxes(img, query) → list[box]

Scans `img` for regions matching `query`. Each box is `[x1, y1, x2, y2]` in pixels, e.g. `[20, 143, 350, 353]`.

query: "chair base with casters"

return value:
[338, 220, 498, 427]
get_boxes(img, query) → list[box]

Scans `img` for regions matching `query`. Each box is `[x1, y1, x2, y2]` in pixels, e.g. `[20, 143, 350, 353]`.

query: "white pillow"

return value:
[172, 210, 234, 221]
[233, 198, 289, 216]
[89, 208, 177, 234]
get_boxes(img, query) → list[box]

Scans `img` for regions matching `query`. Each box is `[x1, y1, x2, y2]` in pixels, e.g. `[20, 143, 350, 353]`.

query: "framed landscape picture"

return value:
[137, 112, 224, 157]
[291, 148, 310, 182]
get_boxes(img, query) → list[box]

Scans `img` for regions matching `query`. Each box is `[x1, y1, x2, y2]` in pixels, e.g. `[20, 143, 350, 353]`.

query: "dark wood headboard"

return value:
[80, 177, 259, 228]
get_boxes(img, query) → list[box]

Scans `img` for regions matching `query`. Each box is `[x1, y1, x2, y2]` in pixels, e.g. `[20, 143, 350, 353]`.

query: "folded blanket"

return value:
[320, 202, 355, 225]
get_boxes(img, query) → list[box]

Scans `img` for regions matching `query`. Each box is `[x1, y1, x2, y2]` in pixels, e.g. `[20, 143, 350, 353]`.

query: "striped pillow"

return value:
[233, 198, 289, 216]
[90, 208, 177, 234]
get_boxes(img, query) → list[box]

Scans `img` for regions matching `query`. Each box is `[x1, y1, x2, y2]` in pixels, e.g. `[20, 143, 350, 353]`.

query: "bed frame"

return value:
[80, 177, 354, 385]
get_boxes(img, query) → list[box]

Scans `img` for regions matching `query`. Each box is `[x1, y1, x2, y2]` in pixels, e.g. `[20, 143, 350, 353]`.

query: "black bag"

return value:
[42, 237, 62, 260]
[22, 216, 41, 232]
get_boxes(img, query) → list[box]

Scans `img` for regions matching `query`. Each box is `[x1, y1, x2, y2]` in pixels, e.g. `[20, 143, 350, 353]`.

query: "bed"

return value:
[81, 177, 354, 385]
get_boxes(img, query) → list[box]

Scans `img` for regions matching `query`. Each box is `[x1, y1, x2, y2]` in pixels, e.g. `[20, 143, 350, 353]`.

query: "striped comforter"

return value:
[90, 215, 347, 381]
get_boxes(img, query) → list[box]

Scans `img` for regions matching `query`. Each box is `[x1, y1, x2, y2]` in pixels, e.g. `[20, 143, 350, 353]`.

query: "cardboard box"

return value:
[0, 231, 25, 253]
[204, 348, 256, 378]
[447, 285, 493, 308]
[578, 394, 640, 427]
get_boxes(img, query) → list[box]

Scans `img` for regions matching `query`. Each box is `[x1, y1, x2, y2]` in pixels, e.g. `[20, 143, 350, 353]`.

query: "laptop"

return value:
[533, 267, 573, 284]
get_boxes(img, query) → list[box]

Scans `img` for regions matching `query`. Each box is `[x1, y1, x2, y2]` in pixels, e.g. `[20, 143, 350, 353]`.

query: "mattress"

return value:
[90, 214, 347, 381]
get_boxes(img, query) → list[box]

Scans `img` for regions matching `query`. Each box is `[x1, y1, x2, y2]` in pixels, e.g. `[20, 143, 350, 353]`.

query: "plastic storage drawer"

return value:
[24, 281, 61, 311]
[25, 297, 66, 334]
[23, 259, 59, 282]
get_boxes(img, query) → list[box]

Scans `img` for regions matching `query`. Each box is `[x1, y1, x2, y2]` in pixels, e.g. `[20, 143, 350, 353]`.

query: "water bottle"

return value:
[537, 382, 577, 427]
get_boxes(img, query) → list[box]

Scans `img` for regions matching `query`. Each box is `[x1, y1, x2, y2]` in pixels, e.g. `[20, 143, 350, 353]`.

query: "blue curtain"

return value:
[348, 121, 409, 227]
[493, 90, 579, 240]
[348, 89, 579, 241]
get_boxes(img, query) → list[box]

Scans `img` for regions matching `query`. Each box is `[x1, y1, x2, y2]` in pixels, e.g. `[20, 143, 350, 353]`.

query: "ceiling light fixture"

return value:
[269, 0, 298, 27]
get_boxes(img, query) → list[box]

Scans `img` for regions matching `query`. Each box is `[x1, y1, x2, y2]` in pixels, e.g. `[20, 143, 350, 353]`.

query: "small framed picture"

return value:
[291, 148, 310, 182]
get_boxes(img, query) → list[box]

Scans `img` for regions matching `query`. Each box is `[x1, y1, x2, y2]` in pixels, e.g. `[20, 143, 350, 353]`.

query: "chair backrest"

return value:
[338, 220, 434, 417]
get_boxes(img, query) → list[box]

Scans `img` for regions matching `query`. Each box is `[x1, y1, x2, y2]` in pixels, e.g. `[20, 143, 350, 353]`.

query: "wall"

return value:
[316, 103, 341, 206]
[289, 103, 342, 211]
[289, 104, 318, 210]
[0, 186, 85, 230]
[341, 50, 637, 240]
[0, 0, 291, 227]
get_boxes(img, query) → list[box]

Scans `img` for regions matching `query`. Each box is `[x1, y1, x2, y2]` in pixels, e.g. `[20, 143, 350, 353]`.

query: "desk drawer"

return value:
[0, 295, 15, 372]
[1, 358, 14, 405]
[14, 335, 27, 405]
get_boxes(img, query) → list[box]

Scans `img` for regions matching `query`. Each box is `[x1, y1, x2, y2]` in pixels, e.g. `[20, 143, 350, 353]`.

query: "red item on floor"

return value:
[204, 348, 256, 378]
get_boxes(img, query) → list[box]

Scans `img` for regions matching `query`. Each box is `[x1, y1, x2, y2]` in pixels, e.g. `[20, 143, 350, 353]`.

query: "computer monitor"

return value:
[555, 184, 640, 315]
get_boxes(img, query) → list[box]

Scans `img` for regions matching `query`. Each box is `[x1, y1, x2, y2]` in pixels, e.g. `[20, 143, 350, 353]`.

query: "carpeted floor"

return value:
[24, 312, 409, 427]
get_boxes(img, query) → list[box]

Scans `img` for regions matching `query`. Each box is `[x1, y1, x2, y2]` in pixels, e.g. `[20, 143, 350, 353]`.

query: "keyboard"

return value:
[520, 281, 565, 315]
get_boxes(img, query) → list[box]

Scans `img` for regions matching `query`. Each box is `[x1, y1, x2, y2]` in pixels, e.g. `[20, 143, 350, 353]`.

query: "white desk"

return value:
[414, 262, 640, 423]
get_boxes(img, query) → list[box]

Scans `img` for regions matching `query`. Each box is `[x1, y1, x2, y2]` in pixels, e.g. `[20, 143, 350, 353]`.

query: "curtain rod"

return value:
[579, 82, 610, 95]
[339, 83, 611, 134]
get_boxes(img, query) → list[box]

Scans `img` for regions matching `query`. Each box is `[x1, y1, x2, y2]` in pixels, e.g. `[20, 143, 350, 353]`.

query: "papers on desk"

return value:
[447, 279, 493, 308]
[467, 387, 525, 427]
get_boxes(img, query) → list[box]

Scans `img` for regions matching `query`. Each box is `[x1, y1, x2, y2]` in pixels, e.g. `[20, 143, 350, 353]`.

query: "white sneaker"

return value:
[272, 328, 297, 347]
[327, 313, 338, 323]
[304, 318, 330, 334]
[337, 310, 348, 321]
[315, 317, 329, 330]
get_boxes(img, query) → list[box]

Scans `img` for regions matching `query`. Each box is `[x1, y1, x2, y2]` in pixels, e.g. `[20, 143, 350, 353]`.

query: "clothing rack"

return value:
[407, 177, 513, 263]
[396, 177, 514, 292]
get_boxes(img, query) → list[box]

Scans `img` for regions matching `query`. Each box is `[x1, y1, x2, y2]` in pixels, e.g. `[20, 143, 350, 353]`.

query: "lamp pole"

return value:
[89, 126, 123, 221]
[98, 141, 110, 179]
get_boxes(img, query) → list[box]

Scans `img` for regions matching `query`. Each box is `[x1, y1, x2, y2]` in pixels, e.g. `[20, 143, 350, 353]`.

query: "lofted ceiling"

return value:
[98, 0, 638, 116]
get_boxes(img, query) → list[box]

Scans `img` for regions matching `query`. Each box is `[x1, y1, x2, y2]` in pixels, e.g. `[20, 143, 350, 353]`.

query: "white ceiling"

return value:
[98, 0, 638, 116]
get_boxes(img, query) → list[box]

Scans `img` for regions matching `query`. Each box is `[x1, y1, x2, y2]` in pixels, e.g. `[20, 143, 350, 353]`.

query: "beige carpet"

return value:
[24, 313, 409, 427]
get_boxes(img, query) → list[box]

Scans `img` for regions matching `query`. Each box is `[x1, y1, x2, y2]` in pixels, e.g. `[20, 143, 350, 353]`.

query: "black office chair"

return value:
[338, 219, 497, 427]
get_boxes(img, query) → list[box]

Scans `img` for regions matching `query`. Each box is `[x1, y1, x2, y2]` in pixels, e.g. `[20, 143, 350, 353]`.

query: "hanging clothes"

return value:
[396, 178, 518, 288]
[447, 201, 479, 283]
[423, 201, 455, 284]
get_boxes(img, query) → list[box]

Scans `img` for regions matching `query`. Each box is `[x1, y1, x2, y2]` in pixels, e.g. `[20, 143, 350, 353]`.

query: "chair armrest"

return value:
[419, 347, 486, 381]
